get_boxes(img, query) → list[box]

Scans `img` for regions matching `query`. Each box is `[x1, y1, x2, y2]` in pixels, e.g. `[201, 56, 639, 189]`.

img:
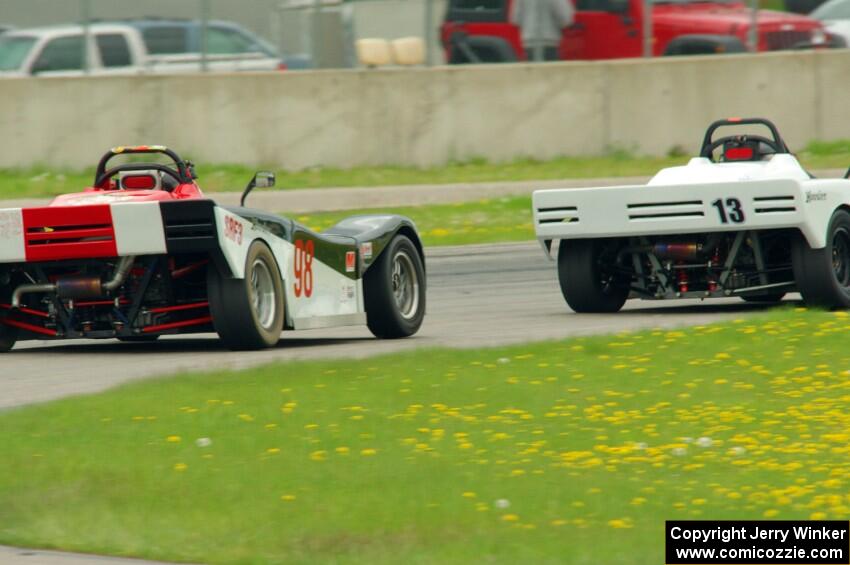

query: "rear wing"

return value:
[532, 178, 832, 250]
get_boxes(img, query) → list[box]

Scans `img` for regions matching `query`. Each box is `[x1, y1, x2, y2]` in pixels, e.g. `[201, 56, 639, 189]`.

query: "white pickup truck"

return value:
[533, 118, 850, 313]
[0, 22, 284, 77]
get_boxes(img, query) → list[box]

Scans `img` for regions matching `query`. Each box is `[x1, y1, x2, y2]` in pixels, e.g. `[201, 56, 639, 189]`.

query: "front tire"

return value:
[558, 239, 629, 313]
[0, 323, 17, 353]
[793, 209, 850, 309]
[208, 241, 285, 350]
[364, 235, 426, 338]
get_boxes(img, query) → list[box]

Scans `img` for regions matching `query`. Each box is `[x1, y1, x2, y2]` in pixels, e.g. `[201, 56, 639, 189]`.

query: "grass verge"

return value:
[295, 195, 533, 247]
[2, 140, 849, 200]
[1, 308, 849, 564]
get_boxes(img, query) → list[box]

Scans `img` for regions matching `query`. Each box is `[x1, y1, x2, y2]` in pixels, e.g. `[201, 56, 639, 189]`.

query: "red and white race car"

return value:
[0, 146, 426, 351]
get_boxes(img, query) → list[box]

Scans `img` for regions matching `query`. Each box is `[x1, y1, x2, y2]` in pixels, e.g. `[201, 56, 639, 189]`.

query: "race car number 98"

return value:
[712, 197, 745, 224]
[294, 239, 314, 298]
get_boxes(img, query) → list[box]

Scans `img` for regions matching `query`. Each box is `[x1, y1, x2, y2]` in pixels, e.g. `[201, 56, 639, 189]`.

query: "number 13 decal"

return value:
[294, 239, 314, 297]
[712, 197, 745, 224]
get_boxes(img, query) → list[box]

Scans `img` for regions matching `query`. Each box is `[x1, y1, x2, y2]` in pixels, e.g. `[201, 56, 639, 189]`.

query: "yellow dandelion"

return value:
[280, 494, 296, 501]
[266, 448, 281, 455]
[608, 518, 633, 529]
[462, 492, 476, 498]
[166, 435, 181, 443]
[173, 462, 187, 472]
[502, 514, 519, 522]
[360, 448, 377, 456]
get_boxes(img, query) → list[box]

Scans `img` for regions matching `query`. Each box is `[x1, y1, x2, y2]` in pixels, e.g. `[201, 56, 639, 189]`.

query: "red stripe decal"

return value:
[142, 315, 213, 334]
[1, 318, 58, 336]
[22, 205, 117, 261]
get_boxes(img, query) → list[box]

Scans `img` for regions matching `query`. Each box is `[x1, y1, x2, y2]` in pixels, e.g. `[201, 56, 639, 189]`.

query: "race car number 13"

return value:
[294, 239, 314, 298]
[712, 197, 745, 224]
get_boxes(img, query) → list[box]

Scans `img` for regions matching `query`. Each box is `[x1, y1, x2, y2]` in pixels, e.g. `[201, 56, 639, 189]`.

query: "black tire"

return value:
[364, 235, 426, 338]
[792, 209, 850, 309]
[0, 323, 16, 353]
[557, 239, 629, 313]
[208, 241, 285, 350]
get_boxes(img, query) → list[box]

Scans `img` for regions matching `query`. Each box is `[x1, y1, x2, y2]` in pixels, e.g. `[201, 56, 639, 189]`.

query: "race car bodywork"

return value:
[0, 146, 426, 351]
[533, 118, 850, 312]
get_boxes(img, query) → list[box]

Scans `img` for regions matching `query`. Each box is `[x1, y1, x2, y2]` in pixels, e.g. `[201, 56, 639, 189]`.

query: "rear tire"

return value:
[558, 239, 629, 313]
[364, 235, 426, 338]
[792, 210, 850, 309]
[0, 324, 16, 353]
[208, 241, 285, 350]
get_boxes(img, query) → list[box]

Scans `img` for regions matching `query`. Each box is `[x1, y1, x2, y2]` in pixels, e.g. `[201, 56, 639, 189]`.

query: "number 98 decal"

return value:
[294, 239, 314, 298]
[712, 197, 745, 224]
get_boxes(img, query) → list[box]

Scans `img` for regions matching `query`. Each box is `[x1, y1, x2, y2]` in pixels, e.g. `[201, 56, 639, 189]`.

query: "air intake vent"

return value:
[627, 200, 704, 221]
[165, 221, 215, 239]
[752, 195, 797, 214]
[537, 206, 579, 225]
[21, 205, 117, 261]
[160, 200, 218, 254]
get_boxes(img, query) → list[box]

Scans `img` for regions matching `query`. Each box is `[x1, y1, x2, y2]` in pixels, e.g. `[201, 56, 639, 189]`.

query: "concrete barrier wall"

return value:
[1, 50, 849, 170]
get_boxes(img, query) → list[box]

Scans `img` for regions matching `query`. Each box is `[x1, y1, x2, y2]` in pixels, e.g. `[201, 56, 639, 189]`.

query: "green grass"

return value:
[3, 140, 849, 200]
[1, 308, 850, 564]
[295, 196, 533, 247]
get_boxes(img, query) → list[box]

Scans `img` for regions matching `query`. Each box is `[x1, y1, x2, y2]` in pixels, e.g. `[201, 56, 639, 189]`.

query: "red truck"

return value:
[441, 0, 841, 62]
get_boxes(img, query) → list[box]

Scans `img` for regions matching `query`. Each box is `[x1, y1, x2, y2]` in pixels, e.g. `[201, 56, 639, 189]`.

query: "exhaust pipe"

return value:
[11, 256, 135, 308]
[10, 283, 56, 309]
[103, 256, 135, 292]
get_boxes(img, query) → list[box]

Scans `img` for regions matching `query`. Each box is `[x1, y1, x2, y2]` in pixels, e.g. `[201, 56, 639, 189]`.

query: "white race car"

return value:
[533, 117, 850, 312]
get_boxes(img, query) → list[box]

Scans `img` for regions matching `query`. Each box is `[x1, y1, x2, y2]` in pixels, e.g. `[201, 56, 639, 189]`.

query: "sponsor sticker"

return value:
[224, 216, 243, 245]
[360, 242, 373, 259]
[345, 250, 356, 272]
[340, 280, 356, 303]
[805, 190, 827, 203]
[0, 210, 22, 241]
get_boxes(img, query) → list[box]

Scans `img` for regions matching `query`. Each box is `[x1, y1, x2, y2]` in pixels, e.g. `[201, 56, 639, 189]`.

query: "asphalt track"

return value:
[2, 241, 787, 411]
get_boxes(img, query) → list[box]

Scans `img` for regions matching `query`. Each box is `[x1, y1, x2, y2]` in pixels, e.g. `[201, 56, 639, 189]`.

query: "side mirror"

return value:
[240, 171, 276, 207]
[254, 171, 276, 189]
